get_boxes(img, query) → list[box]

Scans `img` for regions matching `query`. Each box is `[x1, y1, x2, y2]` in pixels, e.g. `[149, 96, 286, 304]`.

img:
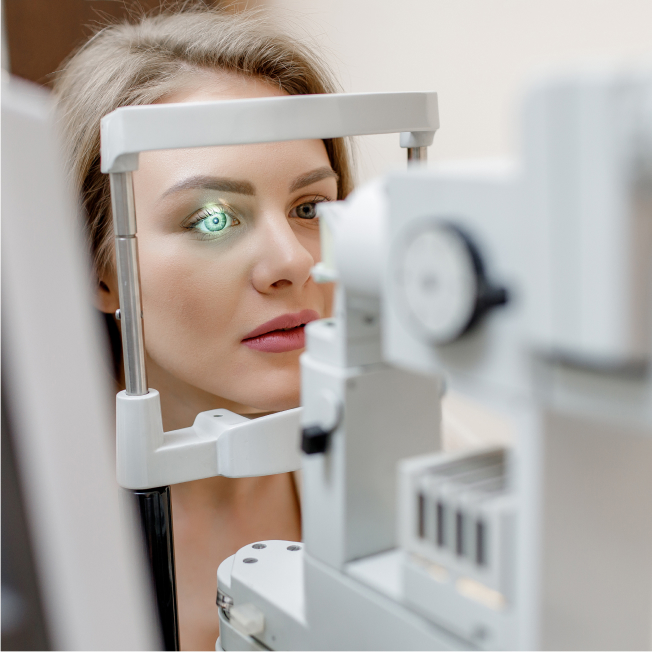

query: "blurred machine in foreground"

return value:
[216, 68, 652, 650]
[1, 76, 160, 651]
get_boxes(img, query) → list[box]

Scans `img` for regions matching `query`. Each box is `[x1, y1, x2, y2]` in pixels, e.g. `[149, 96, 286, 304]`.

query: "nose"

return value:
[250, 214, 315, 294]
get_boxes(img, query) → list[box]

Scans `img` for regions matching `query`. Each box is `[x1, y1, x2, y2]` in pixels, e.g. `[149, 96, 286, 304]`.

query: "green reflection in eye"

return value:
[193, 205, 232, 234]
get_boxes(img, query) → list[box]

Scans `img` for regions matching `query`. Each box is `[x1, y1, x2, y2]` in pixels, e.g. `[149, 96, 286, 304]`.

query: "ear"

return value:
[96, 267, 120, 314]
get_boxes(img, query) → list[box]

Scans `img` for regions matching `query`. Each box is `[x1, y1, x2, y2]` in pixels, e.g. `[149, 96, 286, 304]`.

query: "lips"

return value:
[242, 309, 320, 353]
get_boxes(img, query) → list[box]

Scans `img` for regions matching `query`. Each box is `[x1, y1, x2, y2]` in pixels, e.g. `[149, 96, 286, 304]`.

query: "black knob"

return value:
[455, 224, 509, 336]
[301, 425, 331, 455]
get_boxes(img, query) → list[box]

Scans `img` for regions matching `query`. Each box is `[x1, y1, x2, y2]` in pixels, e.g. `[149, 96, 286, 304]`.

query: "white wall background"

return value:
[266, 0, 652, 184]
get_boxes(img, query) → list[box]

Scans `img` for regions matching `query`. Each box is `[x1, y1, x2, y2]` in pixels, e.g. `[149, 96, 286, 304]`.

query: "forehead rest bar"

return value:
[100, 91, 438, 173]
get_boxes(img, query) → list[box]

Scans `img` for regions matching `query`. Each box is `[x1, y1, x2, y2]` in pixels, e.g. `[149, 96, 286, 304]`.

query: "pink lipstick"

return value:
[242, 309, 320, 353]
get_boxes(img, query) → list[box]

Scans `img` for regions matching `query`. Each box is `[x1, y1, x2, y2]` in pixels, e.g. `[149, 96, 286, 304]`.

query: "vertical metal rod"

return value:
[407, 146, 428, 166]
[133, 487, 180, 651]
[109, 172, 147, 396]
[110, 174, 178, 649]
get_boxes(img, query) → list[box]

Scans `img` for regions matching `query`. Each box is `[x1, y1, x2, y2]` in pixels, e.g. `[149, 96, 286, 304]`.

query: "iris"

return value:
[194, 206, 231, 234]
[294, 202, 317, 219]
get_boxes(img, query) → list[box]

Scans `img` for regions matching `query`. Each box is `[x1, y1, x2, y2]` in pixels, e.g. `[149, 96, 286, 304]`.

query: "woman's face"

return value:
[124, 71, 337, 412]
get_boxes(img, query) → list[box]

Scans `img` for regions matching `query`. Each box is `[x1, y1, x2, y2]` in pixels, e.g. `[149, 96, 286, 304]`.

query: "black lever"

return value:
[301, 425, 332, 455]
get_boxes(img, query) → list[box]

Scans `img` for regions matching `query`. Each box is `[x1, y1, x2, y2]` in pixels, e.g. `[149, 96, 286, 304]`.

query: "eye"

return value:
[187, 204, 238, 236]
[290, 202, 319, 220]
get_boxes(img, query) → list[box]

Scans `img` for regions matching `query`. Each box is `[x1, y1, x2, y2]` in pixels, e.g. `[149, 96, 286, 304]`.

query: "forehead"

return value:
[159, 67, 288, 104]
[135, 69, 333, 194]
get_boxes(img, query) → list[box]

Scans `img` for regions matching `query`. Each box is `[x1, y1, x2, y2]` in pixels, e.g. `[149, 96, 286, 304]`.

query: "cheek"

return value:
[295, 225, 322, 261]
[295, 228, 334, 313]
[138, 237, 248, 364]
[322, 283, 335, 318]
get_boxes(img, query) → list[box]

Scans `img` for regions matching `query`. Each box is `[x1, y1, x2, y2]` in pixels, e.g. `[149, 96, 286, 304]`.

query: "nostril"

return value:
[271, 279, 292, 289]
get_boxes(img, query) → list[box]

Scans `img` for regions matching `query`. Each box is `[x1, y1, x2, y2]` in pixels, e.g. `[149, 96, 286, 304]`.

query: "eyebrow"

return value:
[160, 175, 255, 199]
[289, 167, 339, 193]
[159, 166, 339, 202]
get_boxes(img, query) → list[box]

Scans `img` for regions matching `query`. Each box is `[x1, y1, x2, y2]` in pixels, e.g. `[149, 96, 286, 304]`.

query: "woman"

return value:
[54, 7, 352, 650]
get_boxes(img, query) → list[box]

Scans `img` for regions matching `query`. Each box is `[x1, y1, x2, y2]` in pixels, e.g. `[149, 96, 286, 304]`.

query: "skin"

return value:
[97, 69, 337, 651]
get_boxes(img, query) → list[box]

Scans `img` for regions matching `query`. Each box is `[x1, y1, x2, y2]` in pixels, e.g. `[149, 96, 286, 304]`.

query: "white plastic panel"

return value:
[116, 390, 303, 489]
[100, 91, 439, 172]
[301, 351, 442, 570]
[522, 71, 652, 366]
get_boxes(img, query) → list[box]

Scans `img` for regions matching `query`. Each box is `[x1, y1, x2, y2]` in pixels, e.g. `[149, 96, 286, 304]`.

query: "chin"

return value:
[209, 368, 302, 413]
[256, 394, 301, 412]
[244, 382, 301, 412]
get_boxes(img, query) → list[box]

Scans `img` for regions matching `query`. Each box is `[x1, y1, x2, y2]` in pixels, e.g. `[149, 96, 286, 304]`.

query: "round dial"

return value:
[398, 223, 479, 344]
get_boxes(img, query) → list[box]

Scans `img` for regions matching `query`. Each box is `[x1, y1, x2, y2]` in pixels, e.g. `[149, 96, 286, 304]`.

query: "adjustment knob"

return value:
[397, 222, 508, 344]
[301, 426, 331, 455]
[301, 390, 341, 455]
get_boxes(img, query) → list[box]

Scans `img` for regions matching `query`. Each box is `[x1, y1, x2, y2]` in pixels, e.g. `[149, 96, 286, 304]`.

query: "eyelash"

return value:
[290, 196, 330, 220]
[184, 204, 239, 240]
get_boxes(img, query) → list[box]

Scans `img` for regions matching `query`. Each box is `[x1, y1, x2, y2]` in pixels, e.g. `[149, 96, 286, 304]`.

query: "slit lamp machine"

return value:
[99, 69, 652, 650]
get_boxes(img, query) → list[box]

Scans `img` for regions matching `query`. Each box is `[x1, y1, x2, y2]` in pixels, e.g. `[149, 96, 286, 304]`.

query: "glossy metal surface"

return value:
[407, 146, 428, 165]
[109, 171, 137, 235]
[110, 172, 147, 396]
[133, 486, 179, 651]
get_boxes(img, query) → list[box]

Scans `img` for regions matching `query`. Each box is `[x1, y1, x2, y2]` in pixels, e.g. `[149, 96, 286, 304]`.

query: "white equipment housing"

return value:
[215, 68, 652, 651]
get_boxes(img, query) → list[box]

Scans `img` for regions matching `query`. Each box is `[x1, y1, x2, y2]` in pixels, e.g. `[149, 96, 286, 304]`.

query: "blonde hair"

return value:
[54, 6, 353, 278]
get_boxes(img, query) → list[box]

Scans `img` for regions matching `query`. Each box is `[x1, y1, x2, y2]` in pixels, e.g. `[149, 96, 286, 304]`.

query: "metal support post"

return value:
[110, 172, 179, 650]
[407, 146, 428, 165]
[109, 172, 148, 396]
